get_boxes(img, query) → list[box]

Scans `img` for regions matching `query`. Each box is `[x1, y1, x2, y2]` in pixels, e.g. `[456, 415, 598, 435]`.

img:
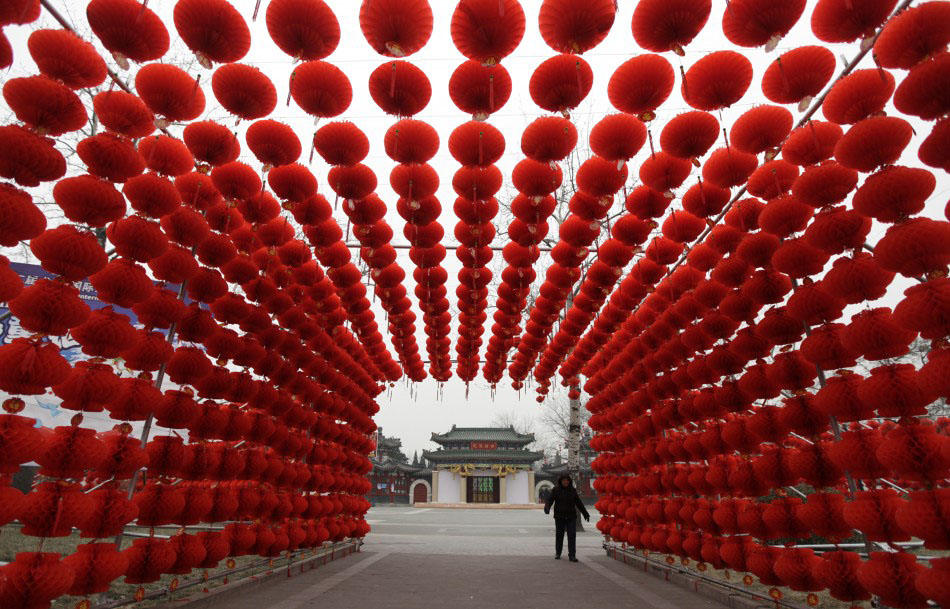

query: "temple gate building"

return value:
[422, 426, 544, 505]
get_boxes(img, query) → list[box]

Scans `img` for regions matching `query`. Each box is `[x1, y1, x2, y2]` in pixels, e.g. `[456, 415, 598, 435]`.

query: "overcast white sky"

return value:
[3, 1, 947, 458]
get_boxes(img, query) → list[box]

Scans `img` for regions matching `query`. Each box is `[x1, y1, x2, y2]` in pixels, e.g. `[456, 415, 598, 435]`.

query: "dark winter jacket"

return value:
[544, 474, 590, 520]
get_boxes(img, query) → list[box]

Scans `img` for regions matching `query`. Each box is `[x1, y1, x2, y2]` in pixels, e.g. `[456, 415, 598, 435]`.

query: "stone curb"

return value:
[605, 546, 783, 609]
[145, 542, 361, 609]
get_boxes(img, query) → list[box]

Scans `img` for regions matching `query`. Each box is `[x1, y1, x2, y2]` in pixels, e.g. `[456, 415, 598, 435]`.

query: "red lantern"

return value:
[857, 552, 928, 609]
[62, 543, 128, 596]
[173, 0, 250, 65]
[722, 0, 805, 47]
[681, 51, 753, 110]
[0, 552, 75, 608]
[289, 61, 352, 118]
[538, 0, 616, 54]
[92, 91, 155, 139]
[359, 0, 433, 57]
[211, 63, 278, 121]
[631, 0, 710, 54]
[0, 125, 66, 187]
[450, 0, 525, 64]
[874, 1, 950, 69]
[449, 60, 512, 118]
[369, 60, 431, 117]
[761, 46, 836, 106]
[135, 63, 205, 122]
[607, 54, 674, 118]
[86, 0, 169, 64]
[0, 338, 70, 395]
[266, 0, 339, 61]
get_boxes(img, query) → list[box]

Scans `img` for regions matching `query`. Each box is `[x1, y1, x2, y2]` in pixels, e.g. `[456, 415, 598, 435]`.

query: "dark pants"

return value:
[554, 517, 577, 558]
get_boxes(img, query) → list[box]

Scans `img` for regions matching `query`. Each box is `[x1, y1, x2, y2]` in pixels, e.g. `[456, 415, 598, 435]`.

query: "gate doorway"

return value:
[412, 481, 429, 504]
[466, 476, 499, 503]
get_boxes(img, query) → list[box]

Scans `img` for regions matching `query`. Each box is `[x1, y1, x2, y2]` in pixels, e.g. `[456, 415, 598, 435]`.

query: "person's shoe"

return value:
[554, 555, 561, 560]
[569, 557, 579, 562]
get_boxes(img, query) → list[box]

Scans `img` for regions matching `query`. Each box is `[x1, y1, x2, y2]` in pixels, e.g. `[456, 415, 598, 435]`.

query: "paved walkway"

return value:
[199, 508, 727, 609]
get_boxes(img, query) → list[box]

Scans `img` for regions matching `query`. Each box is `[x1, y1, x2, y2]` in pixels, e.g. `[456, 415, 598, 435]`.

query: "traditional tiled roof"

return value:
[421, 448, 543, 464]
[371, 457, 424, 474]
[430, 425, 535, 445]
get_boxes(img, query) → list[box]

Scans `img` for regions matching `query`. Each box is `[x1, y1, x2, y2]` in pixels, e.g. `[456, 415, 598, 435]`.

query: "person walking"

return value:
[543, 473, 590, 562]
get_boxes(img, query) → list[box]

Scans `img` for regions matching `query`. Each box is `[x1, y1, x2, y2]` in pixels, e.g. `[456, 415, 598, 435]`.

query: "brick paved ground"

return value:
[188, 507, 729, 609]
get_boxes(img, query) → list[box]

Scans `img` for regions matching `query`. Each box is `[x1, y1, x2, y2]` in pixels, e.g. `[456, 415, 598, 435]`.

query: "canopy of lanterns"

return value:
[0, 0, 948, 608]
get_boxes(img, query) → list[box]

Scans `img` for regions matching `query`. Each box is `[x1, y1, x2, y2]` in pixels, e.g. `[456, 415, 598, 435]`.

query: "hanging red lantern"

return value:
[246, 119, 302, 167]
[0, 414, 40, 474]
[173, 0, 250, 65]
[450, 0, 525, 64]
[874, 218, 950, 278]
[660, 111, 720, 160]
[62, 543, 128, 596]
[290, 61, 352, 118]
[359, 0, 433, 57]
[919, 117, 950, 174]
[449, 122, 505, 167]
[896, 489, 950, 550]
[384, 119, 439, 164]
[182, 121, 240, 168]
[369, 61, 432, 117]
[51, 360, 120, 413]
[589, 114, 647, 162]
[0, 338, 70, 395]
[0, 125, 67, 187]
[822, 69, 896, 125]
[682, 51, 753, 110]
[607, 54, 674, 119]
[857, 552, 928, 609]
[810, 0, 895, 43]
[916, 557, 950, 608]
[877, 420, 950, 481]
[120, 329, 174, 372]
[521, 116, 577, 163]
[529, 54, 593, 114]
[93, 91, 155, 139]
[78, 132, 145, 183]
[70, 307, 136, 360]
[722, 0, 805, 48]
[86, 0, 169, 65]
[0, 552, 75, 609]
[449, 60, 512, 118]
[3, 75, 88, 136]
[0, 184, 46, 247]
[122, 537, 177, 584]
[702, 147, 757, 189]
[266, 0, 339, 60]
[135, 63, 205, 122]
[27, 29, 105, 89]
[761, 46, 836, 107]
[211, 63, 278, 121]
[0, 0, 39, 25]
[893, 52, 950, 121]
[639, 152, 691, 194]
[538, 0, 616, 54]
[835, 115, 914, 172]
[874, 1, 950, 69]
[814, 551, 871, 602]
[731, 106, 794, 156]
[122, 172, 181, 219]
[631, 0, 710, 54]
[792, 161, 858, 208]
